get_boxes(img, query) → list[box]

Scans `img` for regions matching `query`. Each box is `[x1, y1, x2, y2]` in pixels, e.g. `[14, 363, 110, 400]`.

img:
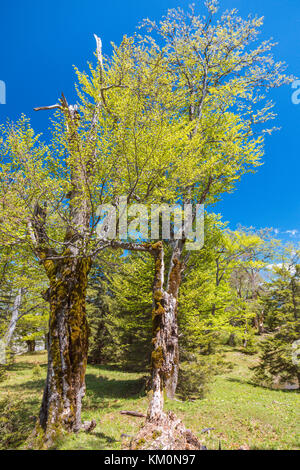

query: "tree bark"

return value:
[163, 240, 184, 399]
[148, 242, 165, 422]
[254, 311, 265, 335]
[26, 340, 36, 352]
[36, 256, 91, 445]
[31, 96, 93, 446]
[5, 288, 24, 345]
[227, 333, 236, 347]
[148, 241, 182, 420]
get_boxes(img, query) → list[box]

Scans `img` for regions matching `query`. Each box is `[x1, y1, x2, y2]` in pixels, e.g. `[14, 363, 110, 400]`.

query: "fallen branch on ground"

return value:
[120, 411, 146, 418]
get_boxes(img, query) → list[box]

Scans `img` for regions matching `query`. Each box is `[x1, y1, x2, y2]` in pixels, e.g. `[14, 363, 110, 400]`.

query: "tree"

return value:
[132, 0, 291, 407]
[86, 251, 153, 370]
[253, 247, 300, 388]
[0, 246, 48, 357]
[0, 32, 187, 444]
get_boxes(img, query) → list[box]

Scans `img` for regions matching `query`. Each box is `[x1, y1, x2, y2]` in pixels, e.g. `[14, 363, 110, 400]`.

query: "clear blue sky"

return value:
[0, 0, 299, 242]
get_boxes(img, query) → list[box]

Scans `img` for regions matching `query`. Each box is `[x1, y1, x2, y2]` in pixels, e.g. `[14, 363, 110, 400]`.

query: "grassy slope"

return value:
[0, 349, 299, 450]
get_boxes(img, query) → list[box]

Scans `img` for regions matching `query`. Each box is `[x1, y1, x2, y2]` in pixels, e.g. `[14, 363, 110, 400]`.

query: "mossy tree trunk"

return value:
[29, 100, 93, 446]
[110, 240, 183, 417]
[148, 241, 183, 420]
[37, 255, 91, 444]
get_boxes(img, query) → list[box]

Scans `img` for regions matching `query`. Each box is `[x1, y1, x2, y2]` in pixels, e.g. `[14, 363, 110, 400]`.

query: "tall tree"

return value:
[0, 37, 182, 444]
[132, 0, 291, 406]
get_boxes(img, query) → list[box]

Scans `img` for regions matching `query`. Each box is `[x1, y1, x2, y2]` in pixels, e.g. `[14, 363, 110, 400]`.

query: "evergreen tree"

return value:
[253, 247, 300, 388]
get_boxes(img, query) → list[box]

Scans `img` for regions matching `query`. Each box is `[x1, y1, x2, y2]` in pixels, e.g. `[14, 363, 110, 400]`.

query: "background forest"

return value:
[0, 0, 299, 451]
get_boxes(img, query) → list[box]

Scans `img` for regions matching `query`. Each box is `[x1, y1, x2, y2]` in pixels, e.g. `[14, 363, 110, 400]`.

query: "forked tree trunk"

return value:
[35, 256, 91, 446]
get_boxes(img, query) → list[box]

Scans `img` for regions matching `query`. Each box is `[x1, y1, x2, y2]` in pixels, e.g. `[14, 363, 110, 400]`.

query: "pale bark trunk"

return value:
[148, 241, 182, 420]
[148, 243, 165, 422]
[254, 311, 265, 335]
[36, 256, 91, 444]
[5, 288, 24, 345]
[164, 240, 184, 399]
[163, 293, 179, 400]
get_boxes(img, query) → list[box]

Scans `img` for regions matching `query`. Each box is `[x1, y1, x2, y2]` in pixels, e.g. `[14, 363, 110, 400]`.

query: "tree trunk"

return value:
[26, 340, 36, 352]
[36, 256, 91, 446]
[44, 333, 49, 351]
[163, 241, 183, 399]
[256, 311, 265, 335]
[148, 241, 182, 421]
[5, 288, 24, 345]
[148, 243, 165, 422]
[162, 292, 179, 400]
[227, 333, 236, 347]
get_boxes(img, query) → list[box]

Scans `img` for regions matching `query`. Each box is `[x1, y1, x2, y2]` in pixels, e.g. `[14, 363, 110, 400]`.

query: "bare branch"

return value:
[34, 104, 61, 112]
[94, 34, 103, 68]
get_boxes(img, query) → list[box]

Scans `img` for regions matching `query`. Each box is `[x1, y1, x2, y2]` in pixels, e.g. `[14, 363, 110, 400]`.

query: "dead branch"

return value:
[120, 411, 146, 418]
[33, 104, 61, 112]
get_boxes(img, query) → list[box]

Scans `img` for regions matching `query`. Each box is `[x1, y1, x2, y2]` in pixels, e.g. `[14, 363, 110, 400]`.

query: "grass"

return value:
[0, 349, 299, 450]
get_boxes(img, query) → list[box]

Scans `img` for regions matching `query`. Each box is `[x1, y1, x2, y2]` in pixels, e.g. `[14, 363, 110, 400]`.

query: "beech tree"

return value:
[0, 36, 182, 444]
[120, 0, 291, 424]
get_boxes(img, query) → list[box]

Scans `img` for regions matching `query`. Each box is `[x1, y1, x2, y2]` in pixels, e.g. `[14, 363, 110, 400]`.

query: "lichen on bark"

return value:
[32, 255, 92, 448]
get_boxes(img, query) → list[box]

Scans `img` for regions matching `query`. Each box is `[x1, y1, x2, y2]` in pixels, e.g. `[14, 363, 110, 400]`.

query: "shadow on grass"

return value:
[4, 369, 144, 398]
[85, 373, 145, 400]
[7, 362, 35, 372]
[7, 361, 47, 373]
[4, 378, 45, 392]
[226, 377, 298, 393]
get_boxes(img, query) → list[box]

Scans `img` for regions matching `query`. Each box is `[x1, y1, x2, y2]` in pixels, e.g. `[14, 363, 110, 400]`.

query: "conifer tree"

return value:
[253, 247, 300, 388]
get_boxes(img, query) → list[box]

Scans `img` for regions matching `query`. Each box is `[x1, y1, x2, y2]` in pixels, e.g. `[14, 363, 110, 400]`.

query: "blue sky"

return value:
[0, 0, 299, 243]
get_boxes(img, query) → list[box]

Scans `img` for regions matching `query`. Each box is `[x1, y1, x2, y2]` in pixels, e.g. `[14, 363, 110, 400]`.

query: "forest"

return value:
[0, 0, 299, 451]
